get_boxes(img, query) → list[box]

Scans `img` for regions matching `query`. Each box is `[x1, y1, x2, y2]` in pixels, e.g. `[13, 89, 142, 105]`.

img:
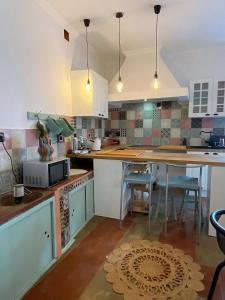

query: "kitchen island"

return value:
[68, 145, 225, 237]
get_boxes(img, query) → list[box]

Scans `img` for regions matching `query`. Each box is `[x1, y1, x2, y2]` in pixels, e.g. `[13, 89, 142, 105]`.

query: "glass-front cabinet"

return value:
[189, 79, 213, 118]
[212, 80, 225, 116]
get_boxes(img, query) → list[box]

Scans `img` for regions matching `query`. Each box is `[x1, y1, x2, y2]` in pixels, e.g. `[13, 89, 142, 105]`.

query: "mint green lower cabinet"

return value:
[0, 197, 56, 300]
[69, 186, 86, 237]
[86, 179, 94, 221]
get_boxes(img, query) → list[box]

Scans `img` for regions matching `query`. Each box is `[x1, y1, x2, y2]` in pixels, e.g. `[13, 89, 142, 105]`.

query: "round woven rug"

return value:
[104, 240, 204, 300]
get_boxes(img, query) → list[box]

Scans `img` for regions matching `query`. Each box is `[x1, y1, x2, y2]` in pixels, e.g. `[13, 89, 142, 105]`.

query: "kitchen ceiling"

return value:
[47, 0, 225, 54]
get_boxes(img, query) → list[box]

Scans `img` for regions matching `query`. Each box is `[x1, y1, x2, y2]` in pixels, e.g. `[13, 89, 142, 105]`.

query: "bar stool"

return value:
[156, 163, 204, 243]
[119, 161, 154, 232]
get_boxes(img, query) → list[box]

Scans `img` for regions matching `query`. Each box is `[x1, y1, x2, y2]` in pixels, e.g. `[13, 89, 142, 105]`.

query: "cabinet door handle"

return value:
[204, 152, 209, 155]
[47, 234, 50, 238]
[213, 113, 219, 116]
[205, 113, 210, 116]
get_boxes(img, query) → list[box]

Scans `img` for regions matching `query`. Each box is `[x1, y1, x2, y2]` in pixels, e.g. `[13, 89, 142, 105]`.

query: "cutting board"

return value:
[102, 150, 144, 157]
[157, 145, 187, 151]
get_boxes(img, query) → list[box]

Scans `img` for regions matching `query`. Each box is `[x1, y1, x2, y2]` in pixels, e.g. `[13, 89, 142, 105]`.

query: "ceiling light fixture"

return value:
[153, 5, 161, 90]
[116, 12, 123, 93]
[84, 18, 91, 92]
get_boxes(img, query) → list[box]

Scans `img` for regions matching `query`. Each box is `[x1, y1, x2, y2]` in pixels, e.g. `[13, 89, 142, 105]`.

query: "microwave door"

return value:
[48, 161, 65, 186]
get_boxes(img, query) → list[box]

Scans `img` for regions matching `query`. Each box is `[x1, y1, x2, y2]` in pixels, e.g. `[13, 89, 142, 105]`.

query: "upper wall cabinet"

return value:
[212, 80, 225, 116]
[71, 69, 108, 118]
[188, 79, 213, 118]
[189, 79, 225, 118]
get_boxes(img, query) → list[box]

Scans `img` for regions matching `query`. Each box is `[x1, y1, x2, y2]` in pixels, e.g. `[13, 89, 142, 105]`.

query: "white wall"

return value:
[0, 0, 76, 129]
[161, 44, 225, 87]
[109, 48, 188, 101]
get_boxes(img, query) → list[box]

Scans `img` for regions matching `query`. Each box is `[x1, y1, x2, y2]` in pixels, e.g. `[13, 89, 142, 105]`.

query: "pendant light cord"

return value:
[155, 13, 159, 75]
[85, 26, 89, 79]
[118, 16, 121, 80]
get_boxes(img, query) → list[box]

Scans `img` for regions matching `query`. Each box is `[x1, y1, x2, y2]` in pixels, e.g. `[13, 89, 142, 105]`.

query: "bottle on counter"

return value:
[73, 134, 79, 152]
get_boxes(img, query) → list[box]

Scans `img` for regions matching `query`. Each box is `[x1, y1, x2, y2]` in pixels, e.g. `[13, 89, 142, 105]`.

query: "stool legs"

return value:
[207, 260, 225, 300]
[148, 181, 152, 233]
[165, 165, 169, 235]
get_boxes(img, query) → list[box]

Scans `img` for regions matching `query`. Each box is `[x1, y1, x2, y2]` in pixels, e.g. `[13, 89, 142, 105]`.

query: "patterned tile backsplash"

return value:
[108, 101, 225, 146]
[1, 100, 225, 192]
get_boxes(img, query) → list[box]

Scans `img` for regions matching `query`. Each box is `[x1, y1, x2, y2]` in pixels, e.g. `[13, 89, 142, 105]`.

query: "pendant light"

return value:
[84, 18, 91, 92]
[116, 12, 123, 93]
[153, 5, 161, 90]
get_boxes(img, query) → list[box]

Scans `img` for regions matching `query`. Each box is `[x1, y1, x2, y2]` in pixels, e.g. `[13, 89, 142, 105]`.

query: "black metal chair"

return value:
[208, 209, 225, 300]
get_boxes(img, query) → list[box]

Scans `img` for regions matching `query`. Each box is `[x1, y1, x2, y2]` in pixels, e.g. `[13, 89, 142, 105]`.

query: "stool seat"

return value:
[158, 175, 199, 190]
[124, 172, 152, 184]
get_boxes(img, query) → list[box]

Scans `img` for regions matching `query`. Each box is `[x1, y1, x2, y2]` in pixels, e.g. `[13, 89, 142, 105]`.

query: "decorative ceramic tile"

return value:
[181, 106, 189, 119]
[171, 109, 181, 119]
[171, 128, 181, 138]
[111, 128, 120, 137]
[152, 137, 160, 145]
[161, 128, 171, 138]
[91, 118, 96, 129]
[119, 120, 127, 128]
[11, 129, 26, 149]
[171, 101, 181, 109]
[0, 170, 14, 193]
[202, 118, 214, 128]
[134, 128, 143, 138]
[2, 129, 12, 150]
[143, 110, 153, 119]
[127, 111, 135, 120]
[191, 118, 202, 128]
[181, 119, 191, 128]
[190, 128, 201, 138]
[76, 117, 82, 129]
[143, 128, 152, 137]
[143, 137, 152, 145]
[134, 137, 143, 145]
[128, 120, 135, 129]
[152, 119, 161, 128]
[82, 129, 87, 137]
[27, 146, 39, 160]
[152, 128, 161, 138]
[135, 110, 143, 119]
[161, 101, 171, 109]
[170, 138, 181, 145]
[213, 118, 225, 128]
[26, 129, 38, 147]
[119, 137, 127, 145]
[181, 128, 190, 138]
[111, 120, 119, 128]
[120, 128, 127, 137]
[143, 102, 153, 111]
[190, 137, 202, 146]
[119, 111, 127, 120]
[161, 119, 171, 128]
[0, 149, 13, 171]
[152, 108, 161, 119]
[135, 120, 143, 128]
[161, 137, 169, 145]
[127, 129, 134, 138]
[127, 137, 136, 145]
[143, 119, 152, 128]
[161, 109, 171, 119]
[110, 110, 119, 120]
[213, 128, 225, 135]
[171, 119, 181, 128]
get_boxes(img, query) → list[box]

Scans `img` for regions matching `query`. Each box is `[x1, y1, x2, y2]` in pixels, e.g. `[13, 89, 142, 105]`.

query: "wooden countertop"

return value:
[67, 146, 225, 167]
[0, 171, 94, 226]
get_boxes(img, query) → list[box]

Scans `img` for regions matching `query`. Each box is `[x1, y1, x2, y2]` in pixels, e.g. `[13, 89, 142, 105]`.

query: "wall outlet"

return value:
[0, 132, 5, 143]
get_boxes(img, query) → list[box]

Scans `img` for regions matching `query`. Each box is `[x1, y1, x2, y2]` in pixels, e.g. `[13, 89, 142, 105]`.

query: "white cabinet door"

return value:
[212, 80, 225, 117]
[188, 80, 213, 118]
[71, 69, 108, 118]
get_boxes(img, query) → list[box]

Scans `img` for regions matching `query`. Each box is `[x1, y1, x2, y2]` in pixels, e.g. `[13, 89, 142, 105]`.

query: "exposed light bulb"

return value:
[153, 73, 160, 90]
[86, 78, 91, 92]
[117, 78, 123, 93]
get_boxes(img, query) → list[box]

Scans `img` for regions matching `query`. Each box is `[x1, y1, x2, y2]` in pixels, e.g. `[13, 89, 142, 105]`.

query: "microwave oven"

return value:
[23, 157, 70, 188]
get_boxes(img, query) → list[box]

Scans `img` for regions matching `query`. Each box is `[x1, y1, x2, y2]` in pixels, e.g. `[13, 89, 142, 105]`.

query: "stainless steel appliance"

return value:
[23, 157, 70, 188]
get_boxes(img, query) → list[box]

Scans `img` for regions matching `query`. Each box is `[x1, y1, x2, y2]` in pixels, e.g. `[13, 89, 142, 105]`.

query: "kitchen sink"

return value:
[0, 191, 44, 206]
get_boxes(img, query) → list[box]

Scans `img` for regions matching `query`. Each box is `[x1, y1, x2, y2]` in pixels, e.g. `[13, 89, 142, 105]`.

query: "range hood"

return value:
[108, 49, 188, 102]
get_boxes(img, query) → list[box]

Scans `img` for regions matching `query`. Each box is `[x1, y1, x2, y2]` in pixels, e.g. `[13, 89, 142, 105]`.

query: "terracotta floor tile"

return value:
[23, 217, 133, 300]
